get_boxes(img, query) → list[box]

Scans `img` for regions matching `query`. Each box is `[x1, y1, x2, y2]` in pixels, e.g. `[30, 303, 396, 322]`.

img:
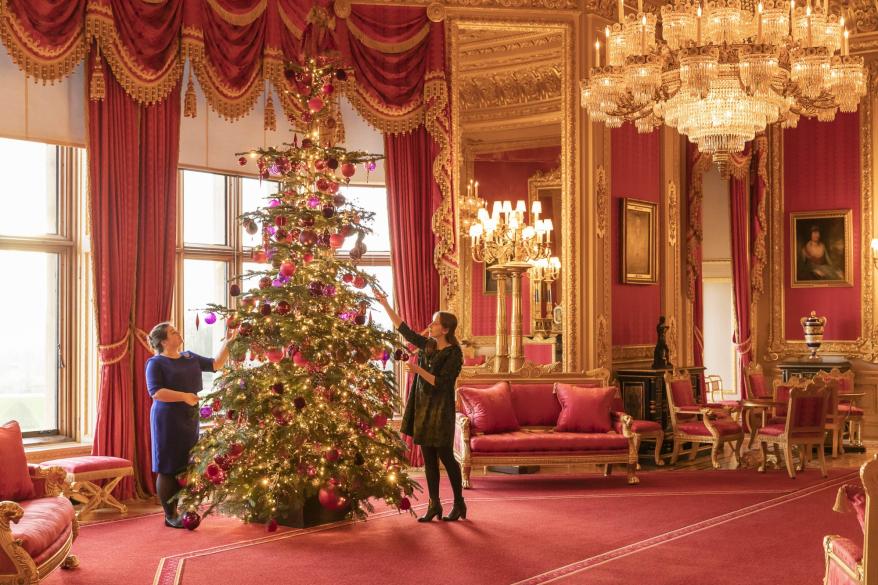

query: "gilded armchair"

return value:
[817, 368, 864, 448]
[663, 370, 744, 469]
[756, 383, 829, 479]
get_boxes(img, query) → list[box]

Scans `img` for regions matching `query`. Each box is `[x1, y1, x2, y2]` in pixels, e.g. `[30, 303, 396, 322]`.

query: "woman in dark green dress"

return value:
[373, 290, 466, 522]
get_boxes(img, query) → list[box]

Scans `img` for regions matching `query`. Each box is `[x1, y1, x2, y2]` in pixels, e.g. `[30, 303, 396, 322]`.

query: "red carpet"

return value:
[43, 469, 862, 585]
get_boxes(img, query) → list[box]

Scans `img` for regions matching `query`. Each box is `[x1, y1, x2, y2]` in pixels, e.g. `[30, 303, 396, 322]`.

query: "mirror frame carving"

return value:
[449, 16, 578, 374]
[527, 166, 563, 338]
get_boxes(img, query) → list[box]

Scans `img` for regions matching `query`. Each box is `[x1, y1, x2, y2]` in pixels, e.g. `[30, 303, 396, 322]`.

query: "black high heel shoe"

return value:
[164, 515, 185, 529]
[442, 500, 467, 522]
[417, 500, 443, 522]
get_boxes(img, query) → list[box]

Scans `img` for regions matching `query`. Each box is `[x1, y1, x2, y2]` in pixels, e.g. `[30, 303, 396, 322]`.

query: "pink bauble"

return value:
[293, 353, 309, 368]
[280, 260, 296, 277]
[302, 252, 314, 264]
[307, 97, 324, 112]
[340, 162, 356, 178]
[265, 347, 284, 363]
[318, 485, 347, 511]
[322, 83, 335, 95]
[204, 312, 217, 325]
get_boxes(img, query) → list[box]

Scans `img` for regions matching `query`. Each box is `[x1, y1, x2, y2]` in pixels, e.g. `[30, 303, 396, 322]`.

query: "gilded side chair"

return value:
[814, 370, 848, 458]
[663, 370, 744, 469]
[823, 454, 878, 585]
[756, 382, 829, 479]
[818, 368, 864, 448]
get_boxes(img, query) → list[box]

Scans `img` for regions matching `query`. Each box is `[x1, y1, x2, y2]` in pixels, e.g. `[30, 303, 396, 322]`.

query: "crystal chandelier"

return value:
[460, 179, 486, 237]
[469, 199, 554, 265]
[581, 0, 868, 173]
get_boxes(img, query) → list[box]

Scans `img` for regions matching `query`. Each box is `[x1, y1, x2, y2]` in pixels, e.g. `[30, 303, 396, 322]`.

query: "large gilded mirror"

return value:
[450, 18, 575, 375]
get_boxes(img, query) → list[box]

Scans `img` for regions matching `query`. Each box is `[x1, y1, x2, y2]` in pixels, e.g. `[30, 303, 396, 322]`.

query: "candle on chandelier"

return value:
[757, 3, 764, 42]
[641, 15, 647, 53]
[789, 0, 795, 36]
[595, 38, 601, 68]
[474, 180, 479, 198]
[618, 0, 624, 22]
[697, 5, 703, 45]
[806, 4, 812, 46]
[638, 0, 643, 13]
[843, 28, 849, 55]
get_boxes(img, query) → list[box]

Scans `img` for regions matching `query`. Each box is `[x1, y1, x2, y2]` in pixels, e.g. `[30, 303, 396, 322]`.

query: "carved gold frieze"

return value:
[613, 344, 654, 362]
[667, 180, 678, 246]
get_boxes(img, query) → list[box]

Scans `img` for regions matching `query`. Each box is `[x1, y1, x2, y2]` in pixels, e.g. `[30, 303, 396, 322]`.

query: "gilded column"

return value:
[489, 265, 510, 373]
[506, 262, 531, 372]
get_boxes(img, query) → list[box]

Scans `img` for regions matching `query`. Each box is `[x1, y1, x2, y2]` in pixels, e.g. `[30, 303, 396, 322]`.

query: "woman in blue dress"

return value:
[146, 322, 236, 528]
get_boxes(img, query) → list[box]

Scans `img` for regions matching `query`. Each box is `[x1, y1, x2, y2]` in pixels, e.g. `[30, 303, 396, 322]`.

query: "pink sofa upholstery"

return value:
[1, 465, 79, 584]
[453, 372, 639, 487]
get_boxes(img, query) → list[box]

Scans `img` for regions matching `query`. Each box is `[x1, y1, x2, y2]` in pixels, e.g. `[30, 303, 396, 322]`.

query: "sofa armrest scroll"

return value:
[28, 465, 67, 498]
[454, 413, 472, 464]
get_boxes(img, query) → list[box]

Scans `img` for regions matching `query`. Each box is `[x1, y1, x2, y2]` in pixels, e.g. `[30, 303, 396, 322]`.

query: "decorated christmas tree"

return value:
[176, 35, 417, 530]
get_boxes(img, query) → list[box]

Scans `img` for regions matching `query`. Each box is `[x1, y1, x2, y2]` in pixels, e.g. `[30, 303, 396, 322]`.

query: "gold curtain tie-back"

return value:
[98, 329, 131, 366]
[733, 336, 752, 354]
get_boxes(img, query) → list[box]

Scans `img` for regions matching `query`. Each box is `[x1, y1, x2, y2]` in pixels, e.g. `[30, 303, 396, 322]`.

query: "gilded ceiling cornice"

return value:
[459, 66, 562, 111]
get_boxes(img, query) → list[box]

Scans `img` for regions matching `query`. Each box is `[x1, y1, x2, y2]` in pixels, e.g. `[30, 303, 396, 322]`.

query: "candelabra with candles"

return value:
[581, 0, 868, 175]
[460, 179, 486, 237]
[530, 257, 562, 338]
[469, 198, 554, 372]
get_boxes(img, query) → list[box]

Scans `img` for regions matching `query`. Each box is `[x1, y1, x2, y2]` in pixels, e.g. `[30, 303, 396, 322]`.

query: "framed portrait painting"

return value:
[790, 209, 853, 288]
[621, 198, 658, 284]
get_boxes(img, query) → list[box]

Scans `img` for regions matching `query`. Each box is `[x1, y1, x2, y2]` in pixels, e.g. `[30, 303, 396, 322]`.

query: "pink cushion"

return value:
[0, 421, 34, 501]
[11, 497, 75, 561]
[677, 420, 742, 437]
[470, 431, 629, 453]
[840, 484, 866, 532]
[829, 536, 863, 572]
[509, 383, 566, 427]
[749, 373, 769, 399]
[839, 403, 864, 416]
[613, 419, 663, 434]
[458, 382, 520, 435]
[669, 379, 697, 407]
[555, 384, 615, 433]
[463, 356, 486, 366]
[40, 455, 133, 475]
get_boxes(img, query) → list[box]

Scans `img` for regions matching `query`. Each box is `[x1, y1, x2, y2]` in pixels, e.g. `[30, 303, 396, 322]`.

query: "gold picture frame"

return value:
[621, 198, 658, 284]
[482, 259, 511, 295]
[790, 209, 853, 288]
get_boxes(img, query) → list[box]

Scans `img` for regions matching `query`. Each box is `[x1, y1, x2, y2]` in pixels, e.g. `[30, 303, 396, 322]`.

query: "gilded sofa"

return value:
[452, 370, 639, 487]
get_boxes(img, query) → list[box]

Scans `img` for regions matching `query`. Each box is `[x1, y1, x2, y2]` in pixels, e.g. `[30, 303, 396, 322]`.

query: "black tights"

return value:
[421, 444, 463, 504]
[156, 473, 181, 519]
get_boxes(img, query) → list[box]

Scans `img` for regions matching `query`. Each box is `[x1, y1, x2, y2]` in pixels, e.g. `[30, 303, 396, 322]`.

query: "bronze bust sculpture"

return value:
[652, 316, 671, 369]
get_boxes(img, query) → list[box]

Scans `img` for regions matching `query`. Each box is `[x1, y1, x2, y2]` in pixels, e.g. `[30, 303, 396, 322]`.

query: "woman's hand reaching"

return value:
[183, 393, 199, 407]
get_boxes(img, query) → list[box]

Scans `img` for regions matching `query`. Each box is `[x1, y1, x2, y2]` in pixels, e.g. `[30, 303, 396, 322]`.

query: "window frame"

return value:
[0, 144, 85, 439]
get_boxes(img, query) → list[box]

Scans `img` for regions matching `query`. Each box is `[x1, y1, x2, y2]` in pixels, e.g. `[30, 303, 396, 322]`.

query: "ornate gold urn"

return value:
[800, 311, 827, 360]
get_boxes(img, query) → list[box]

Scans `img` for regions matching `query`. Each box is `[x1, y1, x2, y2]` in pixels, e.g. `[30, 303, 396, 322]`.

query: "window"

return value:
[177, 171, 281, 394]
[0, 138, 87, 437]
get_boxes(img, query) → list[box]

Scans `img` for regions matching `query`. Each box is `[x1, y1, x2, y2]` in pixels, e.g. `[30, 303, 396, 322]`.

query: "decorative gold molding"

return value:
[667, 180, 678, 247]
[597, 314, 610, 368]
[459, 66, 561, 111]
[766, 94, 875, 360]
[427, 2, 447, 21]
[612, 344, 654, 362]
[596, 165, 609, 239]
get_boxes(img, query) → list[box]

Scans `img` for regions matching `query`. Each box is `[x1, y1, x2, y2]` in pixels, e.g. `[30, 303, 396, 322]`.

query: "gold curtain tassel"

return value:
[833, 485, 853, 514]
[265, 93, 277, 131]
[89, 50, 105, 101]
[184, 71, 197, 118]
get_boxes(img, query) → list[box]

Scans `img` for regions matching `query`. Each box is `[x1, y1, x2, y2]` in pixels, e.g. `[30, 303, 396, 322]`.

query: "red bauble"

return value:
[266, 518, 278, 532]
[299, 230, 317, 245]
[307, 97, 325, 112]
[258, 276, 272, 289]
[332, 194, 346, 207]
[322, 83, 335, 95]
[251, 250, 267, 263]
[316, 178, 330, 192]
[342, 273, 354, 283]
[182, 511, 201, 531]
[238, 156, 247, 166]
[340, 162, 356, 178]
[274, 228, 288, 242]
[314, 159, 326, 171]
[275, 300, 291, 315]
[292, 353, 309, 368]
[229, 443, 244, 457]
[318, 485, 347, 511]
[372, 414, 388, 428]
[302, 252, 314, 263]
[353, 276, 367, 289]
[324, 448, 340, 462]
[329, 234, 345, 249]
[229, 283, 241, 297]
[327, 181, 340, 194]
[398, 497, 411, 511]
[265, 347, 284, 363]
[280, 261, 296, 277]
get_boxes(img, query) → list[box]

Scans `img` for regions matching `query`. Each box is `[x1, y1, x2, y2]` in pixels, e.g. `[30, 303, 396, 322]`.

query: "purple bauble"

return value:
[269, 199, 281, 207]
[307, 196, 321, 209]
[367, 161, 377, 172]
[204, 312, 217, 325]
[308, 280, 324, 296]
[321, 205, 336, 219]
[271, 279, 283, 288]
[182, 511, 201, 531]
[294, 396, 307, 410]
[199, 406, 213, 419]
[322, 284, 336, 297]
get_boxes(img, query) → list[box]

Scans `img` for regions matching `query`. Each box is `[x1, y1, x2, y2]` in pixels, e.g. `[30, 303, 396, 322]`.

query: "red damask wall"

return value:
[611, 125, 662, 346]
[470, 147, 560, 353]
[783, 113, 861, 341]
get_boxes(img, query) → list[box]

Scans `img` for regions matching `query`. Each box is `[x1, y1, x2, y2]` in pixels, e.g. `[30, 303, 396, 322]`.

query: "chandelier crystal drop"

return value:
[581, 0, 868, 174]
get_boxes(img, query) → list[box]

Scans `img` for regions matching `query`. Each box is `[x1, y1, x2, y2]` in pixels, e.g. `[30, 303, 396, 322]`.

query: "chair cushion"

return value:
[839, 484, 866, 532]
[838, 403, 865, 416]
[11, 497, 75, 561]
[555, 384, 615, 433]
[509, 383, 567, 427]
[463, 355, 486, 367]
[40, 455, 133, 476]
[458, 382, 521, 435]
[677, 420, 742, 437]
[470, 431, 629, 453]
[613, 419, 663, 435]
[669, 379, 697, 407]
[0, 421, 34, 501]
[756, 423, 786, 437]
[828, 536, 863, 573]
[749, 373, 770, 399]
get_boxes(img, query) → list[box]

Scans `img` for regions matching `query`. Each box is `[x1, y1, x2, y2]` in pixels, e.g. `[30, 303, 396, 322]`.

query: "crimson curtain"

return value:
[730, 168, 752, 399]
[88, 49, 141, 500]
[385, 127, 441, 467]
[131, 83, 182, 496]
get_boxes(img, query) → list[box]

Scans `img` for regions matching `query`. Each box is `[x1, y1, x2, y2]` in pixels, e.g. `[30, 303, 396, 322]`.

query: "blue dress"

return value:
[145, 352, 214, 475]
